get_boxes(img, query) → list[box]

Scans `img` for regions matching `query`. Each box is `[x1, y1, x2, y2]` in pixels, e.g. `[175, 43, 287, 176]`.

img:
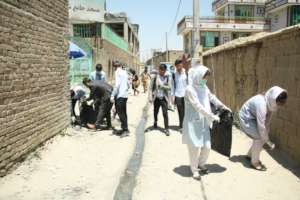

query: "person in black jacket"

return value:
[83, 78, 113, 130]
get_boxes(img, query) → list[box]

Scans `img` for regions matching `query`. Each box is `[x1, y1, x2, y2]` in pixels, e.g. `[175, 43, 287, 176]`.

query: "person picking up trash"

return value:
[239, 86, 288, 171]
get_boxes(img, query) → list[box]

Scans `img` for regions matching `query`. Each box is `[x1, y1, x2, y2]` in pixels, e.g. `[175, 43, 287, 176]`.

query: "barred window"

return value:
[73, 23, 102, 38]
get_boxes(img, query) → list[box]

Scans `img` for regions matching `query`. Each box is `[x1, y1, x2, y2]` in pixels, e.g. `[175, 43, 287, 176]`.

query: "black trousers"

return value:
[175, 97, 185, 128]
[154, 98, 169, 129]
[116, 97, 128, 131]
[95, 100, 113, 127]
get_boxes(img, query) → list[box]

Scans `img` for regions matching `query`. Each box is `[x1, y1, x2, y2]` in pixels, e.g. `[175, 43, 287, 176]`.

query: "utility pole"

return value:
[165, 32, 169, 62]
[192, 0, 202, 59]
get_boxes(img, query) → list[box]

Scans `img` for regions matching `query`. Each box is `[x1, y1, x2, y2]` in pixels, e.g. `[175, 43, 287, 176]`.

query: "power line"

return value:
[168, 0, 182, 33]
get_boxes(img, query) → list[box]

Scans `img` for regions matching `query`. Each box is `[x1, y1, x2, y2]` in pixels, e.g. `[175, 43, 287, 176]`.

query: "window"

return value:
[274, 15, 279, 24]
[290, 5, 300, 26]
[73, 23, 102, 38]
[235, 5, 254, 18]
[200, 32, 219, 48]
[257, 7, 265, 15]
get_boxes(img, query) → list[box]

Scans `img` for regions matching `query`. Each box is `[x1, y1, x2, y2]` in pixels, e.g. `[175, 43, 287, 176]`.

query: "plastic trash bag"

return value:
[211, 105, 233, 157]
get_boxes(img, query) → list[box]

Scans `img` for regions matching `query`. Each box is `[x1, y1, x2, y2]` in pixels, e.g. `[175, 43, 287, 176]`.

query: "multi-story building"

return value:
[68, 0, 140, 84]
[178, 0, 300, 53]
[266, 0, 300, 31]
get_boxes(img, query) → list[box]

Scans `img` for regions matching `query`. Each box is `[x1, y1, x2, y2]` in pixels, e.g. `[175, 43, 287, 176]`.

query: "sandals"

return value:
[246, 156, 267, 171]
[251, 163, 267, 171]
[192, 172, 201, 181]
[198, 166, 210, 174]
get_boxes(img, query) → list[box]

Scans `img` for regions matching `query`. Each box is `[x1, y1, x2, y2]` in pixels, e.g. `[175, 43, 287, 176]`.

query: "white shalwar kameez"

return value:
[182, 66, 227, 176]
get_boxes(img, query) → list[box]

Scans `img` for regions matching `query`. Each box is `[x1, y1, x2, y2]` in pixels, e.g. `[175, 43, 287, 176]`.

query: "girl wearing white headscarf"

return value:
[183, 65, 230, 180]
[239, 86, 288, 171]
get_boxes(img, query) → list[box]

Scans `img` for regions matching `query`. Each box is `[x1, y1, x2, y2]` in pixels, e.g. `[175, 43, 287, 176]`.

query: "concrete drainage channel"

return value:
[113, 103, 150, 200]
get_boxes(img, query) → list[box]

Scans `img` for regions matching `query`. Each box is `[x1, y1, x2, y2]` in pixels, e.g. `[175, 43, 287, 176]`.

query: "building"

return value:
[266, 0, 300, 31]
[178, 0, 300, 53]
[68, 0, 140, 84]
[146, 50, 184, 69]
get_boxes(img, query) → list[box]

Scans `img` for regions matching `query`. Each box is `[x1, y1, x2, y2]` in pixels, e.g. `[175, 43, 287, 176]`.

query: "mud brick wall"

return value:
[0, 0, 69, 176]
[203, 25, 300, 164]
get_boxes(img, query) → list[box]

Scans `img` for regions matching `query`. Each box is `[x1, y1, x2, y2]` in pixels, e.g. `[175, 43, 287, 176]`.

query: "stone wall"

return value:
[203, 25, 300, 164]
[0, 0, 69, 176]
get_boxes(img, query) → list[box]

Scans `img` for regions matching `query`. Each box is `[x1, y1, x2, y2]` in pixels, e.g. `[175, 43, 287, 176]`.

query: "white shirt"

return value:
[90, 71, 106, 81]
[171, 69, 188, 98]
[111, 68, 129, 99]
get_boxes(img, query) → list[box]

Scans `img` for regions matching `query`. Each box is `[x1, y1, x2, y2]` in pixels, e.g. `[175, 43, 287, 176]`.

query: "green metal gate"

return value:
[68, 36, 93, 86]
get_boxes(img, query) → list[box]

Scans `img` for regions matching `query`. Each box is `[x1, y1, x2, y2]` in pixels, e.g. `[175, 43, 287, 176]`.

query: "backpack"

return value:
[152, 75, 169, 92]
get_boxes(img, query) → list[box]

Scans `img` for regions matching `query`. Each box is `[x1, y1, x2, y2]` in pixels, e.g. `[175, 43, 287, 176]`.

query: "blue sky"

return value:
[107, 0, 214, 61]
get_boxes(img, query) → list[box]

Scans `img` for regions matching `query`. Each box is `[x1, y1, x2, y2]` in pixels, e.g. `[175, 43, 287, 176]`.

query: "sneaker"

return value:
[164, 129, 170, 136]
[120, 130, 130, 138]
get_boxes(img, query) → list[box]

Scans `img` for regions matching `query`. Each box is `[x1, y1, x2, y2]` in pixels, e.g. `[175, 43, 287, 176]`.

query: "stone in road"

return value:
[133, 104, 300, 200]
[0, 92, 148, 200]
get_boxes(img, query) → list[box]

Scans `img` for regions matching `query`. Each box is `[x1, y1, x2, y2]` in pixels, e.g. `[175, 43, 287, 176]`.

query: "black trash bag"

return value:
[210, 104, 233, 157]
[80, 101, 97, 126]
[71, 98, 97, 128]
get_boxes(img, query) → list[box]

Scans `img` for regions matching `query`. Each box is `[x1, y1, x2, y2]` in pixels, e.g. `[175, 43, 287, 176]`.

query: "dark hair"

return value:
[276, 91, 288, 103]
[203, 70, 211, 78]
[96, 64, 102, 71]
[82, 77, 91, 86]
[175, 59, 183, 66]
[113, 60, 121, 67]
[159, 64, 167, 71]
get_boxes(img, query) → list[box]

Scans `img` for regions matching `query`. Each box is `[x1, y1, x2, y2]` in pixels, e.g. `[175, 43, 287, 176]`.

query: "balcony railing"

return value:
[177, 16, 270, 34]
[212, 0, 267, 11]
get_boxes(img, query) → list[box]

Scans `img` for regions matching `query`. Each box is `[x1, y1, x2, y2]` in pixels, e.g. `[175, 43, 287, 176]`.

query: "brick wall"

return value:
[203, 25, 300, 164]
[0, 0, 69, 176]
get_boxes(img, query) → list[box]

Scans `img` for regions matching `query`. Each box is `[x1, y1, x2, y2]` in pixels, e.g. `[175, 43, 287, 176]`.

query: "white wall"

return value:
[220, 32, 232, 44]
[269, 8, 288, 31]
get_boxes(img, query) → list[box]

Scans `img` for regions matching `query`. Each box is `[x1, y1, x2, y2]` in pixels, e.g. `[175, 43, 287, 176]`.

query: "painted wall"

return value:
[269, 8, 288, 31]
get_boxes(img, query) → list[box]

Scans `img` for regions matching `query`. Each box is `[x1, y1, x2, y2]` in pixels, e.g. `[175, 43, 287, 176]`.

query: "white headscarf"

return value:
[265, 86, 286, 112]
[188, 58, 203, 85]
[191, 66, 212, 112]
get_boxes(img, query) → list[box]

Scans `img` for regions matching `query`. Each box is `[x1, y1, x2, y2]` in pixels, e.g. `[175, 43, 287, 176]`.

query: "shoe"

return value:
[198, 166, 209, 174]
[153, 122, 158, 129]
[251, 163, 267, 171]
[192, 172, 201, 181]
[178, 128, 183, 133]
[103, 126, 114, 130]
[164, 129, 170, 136]
[120, 130, 130, 138]
[114, 129, 123, 135]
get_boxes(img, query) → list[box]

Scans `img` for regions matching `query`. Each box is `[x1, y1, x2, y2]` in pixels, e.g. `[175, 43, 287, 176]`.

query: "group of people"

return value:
[71, 61, 131, 137]
[148, 57, 288, 180]
[71, 56, 288, 180]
